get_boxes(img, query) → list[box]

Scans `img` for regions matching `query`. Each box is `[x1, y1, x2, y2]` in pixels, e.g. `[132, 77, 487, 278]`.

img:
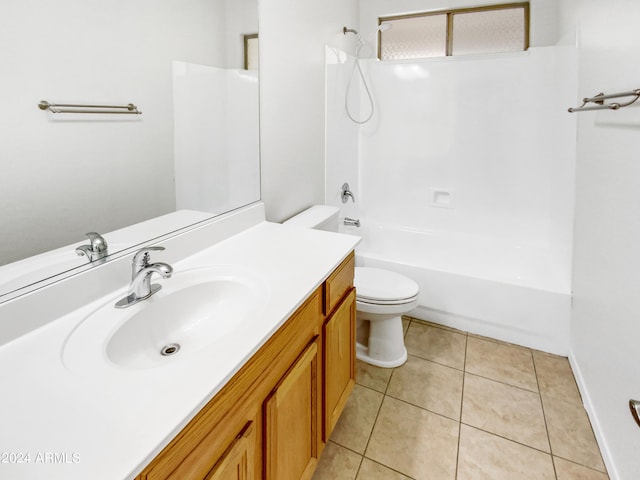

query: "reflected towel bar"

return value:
[38, 100, 142, 115]
[568, 89, 640, 113]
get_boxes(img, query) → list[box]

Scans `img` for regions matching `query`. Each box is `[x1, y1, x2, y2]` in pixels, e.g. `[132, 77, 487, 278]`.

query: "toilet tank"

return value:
[283, 205, 340, 232]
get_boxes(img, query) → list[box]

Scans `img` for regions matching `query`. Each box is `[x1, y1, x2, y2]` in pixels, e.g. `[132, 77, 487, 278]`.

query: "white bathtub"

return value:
[343, 223, 571, 355]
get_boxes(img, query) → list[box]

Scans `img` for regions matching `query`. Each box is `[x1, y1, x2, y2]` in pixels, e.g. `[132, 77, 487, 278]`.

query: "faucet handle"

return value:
[85, 232, 108, 252]
[341, 183, 355, 204]
[132, 246, 165, 271]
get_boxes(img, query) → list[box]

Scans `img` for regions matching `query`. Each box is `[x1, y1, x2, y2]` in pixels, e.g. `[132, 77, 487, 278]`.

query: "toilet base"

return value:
[355, 313, 409, 368]
[356, 342, 407, 368]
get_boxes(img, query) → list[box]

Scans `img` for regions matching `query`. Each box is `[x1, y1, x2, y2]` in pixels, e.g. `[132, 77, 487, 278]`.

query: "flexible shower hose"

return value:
[345, 45, 375, 124]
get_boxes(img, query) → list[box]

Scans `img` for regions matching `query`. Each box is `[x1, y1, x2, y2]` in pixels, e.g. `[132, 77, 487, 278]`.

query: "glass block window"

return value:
[379, 3, 529, 60]
[453, 8, 526, 55]
[380, 14, 448, 60]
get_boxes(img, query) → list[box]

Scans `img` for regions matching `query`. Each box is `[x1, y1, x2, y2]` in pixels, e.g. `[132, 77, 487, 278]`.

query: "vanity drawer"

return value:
[323, 252, 355, 316]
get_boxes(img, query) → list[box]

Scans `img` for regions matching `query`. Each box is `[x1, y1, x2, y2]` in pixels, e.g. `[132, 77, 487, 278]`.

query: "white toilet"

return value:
[284, 206, 419, 368]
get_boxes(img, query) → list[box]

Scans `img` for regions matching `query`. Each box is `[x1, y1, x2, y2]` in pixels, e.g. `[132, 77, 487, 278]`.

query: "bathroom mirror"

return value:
[0, 0, 260, 300]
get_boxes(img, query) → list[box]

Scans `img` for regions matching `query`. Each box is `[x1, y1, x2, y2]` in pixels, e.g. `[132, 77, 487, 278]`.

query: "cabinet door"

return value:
[264, 339, 319, 480]
[324, 288, 356, 440]
[205, 422, 256, 480]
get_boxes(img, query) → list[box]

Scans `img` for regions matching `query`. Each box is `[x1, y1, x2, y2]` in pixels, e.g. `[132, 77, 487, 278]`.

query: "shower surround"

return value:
[326, 45, 578, 354]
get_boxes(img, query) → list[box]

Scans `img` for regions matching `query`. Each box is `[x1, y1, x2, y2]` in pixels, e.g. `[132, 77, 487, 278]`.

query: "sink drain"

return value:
[160, 343, 181, 356]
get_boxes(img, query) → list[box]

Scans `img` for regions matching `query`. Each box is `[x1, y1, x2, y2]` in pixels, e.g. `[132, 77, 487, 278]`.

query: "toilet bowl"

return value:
[355, 267, 419, 368]
[283, 205, 420, 368]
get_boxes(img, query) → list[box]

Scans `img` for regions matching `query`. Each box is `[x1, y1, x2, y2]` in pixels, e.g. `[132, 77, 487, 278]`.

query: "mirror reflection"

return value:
[0, 0, 260, 299]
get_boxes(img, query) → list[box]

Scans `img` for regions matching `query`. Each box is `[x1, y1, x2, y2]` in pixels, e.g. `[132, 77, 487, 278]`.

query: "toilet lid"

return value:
[355, 267, 419, 303]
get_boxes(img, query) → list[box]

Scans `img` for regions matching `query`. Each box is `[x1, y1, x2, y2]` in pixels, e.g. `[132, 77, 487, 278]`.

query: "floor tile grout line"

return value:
[359, 456, 418, 480]
[409, 316, 536, 354]
[463, 370, 540, 394]
[466, 331, 534, 352]
[329, 438, 418, 480]
[403, 316, 467, 336]
[460, 421, 554, 456]
[321, 441, 365, 480]
[539, 389, 586, 408]
[360, 320, 419, 480]
[406, 351, 466, 373]
[357, 360, 393, 467]
[532, 350, 558, 479]
[552, 454, 610, 475]
[327, 439, 364, 458]
[374, 391, 462, 433]
[455, 333, 468, 479]
[352, 452, 365, 480]
[383, 392, 462, 424]
[405, 352, 465, 373]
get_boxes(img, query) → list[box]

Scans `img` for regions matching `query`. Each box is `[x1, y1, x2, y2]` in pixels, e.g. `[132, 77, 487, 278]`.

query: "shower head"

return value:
[343, 23, 391, 37]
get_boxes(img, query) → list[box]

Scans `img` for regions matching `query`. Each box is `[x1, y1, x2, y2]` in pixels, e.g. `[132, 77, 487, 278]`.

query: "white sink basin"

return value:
[62, 265, 269, 372]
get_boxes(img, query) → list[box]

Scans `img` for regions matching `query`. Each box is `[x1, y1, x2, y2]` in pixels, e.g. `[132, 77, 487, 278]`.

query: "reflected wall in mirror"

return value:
[0, 0, 260, 300]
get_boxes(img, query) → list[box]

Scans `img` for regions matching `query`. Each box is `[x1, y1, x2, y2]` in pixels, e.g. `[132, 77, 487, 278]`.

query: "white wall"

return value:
[259, 0, 359, 222]
[561, 1, 640, 478]
[0, 0, 232, 264]
[173, 63, 260, 214]
[356, 49, 576, 262]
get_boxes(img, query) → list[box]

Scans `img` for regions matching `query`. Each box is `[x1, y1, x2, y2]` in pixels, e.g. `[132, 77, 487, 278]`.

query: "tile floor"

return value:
[313, 317, 609, 480]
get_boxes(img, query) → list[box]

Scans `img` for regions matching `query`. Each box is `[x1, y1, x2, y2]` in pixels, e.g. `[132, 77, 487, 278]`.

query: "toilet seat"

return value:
[355, 267, 419, 304]
[357, 295, 419, 306]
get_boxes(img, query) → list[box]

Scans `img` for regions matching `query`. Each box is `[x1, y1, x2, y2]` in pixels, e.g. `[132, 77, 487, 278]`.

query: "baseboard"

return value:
[568, 350, 618, 480]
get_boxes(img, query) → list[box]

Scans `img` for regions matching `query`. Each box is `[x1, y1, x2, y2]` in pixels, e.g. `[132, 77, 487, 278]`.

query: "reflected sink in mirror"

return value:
[62, 266, 269, 372]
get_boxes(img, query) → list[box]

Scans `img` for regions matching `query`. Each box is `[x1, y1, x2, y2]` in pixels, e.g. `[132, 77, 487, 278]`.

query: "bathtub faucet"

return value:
[344, 217, 361, 228]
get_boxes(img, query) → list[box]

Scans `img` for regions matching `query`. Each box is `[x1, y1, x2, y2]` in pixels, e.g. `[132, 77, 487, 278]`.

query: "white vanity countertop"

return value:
[0, 220, 360, 480]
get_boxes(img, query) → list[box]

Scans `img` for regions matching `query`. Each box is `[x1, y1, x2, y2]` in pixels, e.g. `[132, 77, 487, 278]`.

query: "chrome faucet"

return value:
[75, 232, 109, 263]
[115, 246, 173, 308]
[341, 183, 355, 203]
[344, 217, 361, 227]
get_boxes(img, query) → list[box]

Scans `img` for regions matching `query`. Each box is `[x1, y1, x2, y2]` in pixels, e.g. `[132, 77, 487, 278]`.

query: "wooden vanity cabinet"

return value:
[264, 339, 320, 480]
[322, 252, 356, 441]
[323, 288, 356, 440]
[136, 252, 355, 480]
[205, 422, 255, 480]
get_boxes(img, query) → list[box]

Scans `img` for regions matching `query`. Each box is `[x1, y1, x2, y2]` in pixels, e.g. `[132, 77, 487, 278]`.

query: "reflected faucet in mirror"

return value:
[116, 247, 173, 309]
[75, 232, 109, 263]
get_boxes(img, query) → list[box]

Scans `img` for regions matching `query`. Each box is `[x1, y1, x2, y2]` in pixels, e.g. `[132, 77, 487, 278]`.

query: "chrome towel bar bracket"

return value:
[568, 89, 640, 113]
[38, 100, 142, 115]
